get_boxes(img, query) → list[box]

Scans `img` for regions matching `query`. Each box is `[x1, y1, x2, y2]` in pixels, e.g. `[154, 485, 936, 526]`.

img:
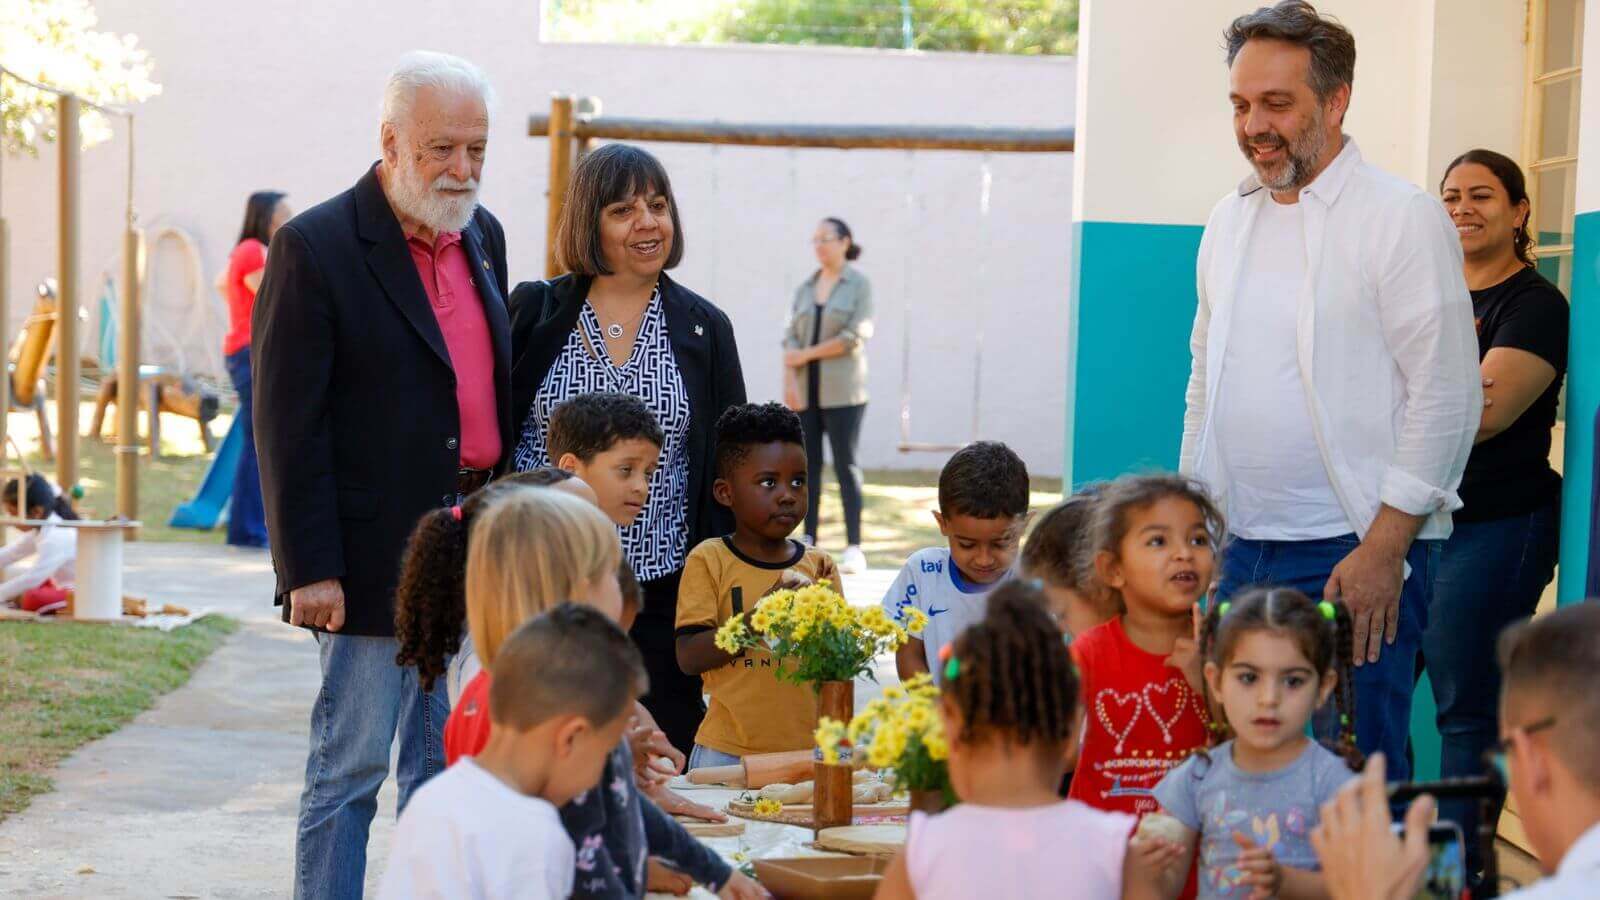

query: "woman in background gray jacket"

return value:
[783, 217, 874, 574]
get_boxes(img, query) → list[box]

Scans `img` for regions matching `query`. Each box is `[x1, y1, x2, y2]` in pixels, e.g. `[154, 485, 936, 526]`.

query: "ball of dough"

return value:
[1135, 812, 1189, 845]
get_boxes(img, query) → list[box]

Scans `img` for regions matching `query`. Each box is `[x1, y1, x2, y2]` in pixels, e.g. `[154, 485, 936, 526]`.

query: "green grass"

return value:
[0, 615, 238, 821]
[811, 469, 1064, 569]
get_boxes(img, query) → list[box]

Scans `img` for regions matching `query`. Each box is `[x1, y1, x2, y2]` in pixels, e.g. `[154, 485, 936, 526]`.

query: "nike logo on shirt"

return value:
[928, 607, 949, 616]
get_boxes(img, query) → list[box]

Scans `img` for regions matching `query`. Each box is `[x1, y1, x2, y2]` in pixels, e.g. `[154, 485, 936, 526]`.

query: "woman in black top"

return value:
[1425, 149, 1568, 876]
[507, 145, 746, 756]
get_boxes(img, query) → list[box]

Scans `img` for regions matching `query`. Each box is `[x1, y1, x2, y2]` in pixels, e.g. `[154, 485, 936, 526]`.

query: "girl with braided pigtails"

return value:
[1148, 588, 1362, 900]
[876, 584, 1183, 900]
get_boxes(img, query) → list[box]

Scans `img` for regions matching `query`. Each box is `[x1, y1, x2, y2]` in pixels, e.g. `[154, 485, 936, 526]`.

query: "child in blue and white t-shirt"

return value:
[881, 442, 1029, 683]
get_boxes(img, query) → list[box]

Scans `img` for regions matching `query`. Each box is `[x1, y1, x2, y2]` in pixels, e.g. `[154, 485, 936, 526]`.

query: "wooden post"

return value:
[55, 95, 80, 492]
[115, 226, 140, 525]
[545, 94, 575, 278]
[0, 216, 10, 462]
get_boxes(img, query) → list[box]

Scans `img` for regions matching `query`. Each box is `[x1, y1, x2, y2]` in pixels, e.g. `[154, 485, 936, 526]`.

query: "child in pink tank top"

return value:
[876, 583, 1184, 899]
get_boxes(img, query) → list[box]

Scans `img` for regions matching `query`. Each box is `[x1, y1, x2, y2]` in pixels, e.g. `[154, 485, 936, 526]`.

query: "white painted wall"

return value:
[0, 0, 1075, 476]
[1580, 0, 1600, 213]
[1073, 0, 1522, 228]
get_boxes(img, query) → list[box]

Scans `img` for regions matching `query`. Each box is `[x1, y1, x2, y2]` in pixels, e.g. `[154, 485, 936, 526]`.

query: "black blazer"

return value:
[252, 164, 513, 636]
[507, 272, 746, 562]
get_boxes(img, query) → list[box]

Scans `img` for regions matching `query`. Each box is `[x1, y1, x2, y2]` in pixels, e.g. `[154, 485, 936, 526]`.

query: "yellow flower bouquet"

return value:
[713, 580, 926, 686]
[815, 674, 952, 795]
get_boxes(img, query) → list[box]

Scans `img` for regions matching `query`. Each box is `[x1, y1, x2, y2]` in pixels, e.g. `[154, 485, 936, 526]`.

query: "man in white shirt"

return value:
[1312, 602, 1600, 900]
[1181, 1, 1480, 781]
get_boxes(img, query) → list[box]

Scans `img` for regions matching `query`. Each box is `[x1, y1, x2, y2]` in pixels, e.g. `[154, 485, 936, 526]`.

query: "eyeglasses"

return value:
[811, 236, 841, 245]
[1485, 716, 1557, 782]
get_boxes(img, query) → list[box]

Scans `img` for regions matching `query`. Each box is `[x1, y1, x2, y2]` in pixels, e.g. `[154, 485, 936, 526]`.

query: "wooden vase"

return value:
[817, 679, 854, 724]
[814, 679, 855, 831]
[909, 788, 947, 815]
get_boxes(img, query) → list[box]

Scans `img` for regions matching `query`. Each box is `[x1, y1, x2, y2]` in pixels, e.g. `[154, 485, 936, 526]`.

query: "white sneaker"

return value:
[839, 545, 867, 574]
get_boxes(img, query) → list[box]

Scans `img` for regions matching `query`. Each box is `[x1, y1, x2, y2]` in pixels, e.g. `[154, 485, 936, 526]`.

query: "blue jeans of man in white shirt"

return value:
[294, 633, 448, 900]
[1217, 534, 1439, 783]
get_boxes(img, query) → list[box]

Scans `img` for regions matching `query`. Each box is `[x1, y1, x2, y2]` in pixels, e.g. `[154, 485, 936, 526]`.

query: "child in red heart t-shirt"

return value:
[1067, 474, 1225, 898]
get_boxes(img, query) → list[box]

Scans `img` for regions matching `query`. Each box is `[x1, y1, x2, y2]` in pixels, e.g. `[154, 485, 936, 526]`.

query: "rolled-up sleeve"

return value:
[1375, 194, 1482, 516]
[836, 277, 875, 348]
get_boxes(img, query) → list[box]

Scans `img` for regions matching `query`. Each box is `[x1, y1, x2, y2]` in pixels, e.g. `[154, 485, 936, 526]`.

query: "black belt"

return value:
[456, 467, 493, 495]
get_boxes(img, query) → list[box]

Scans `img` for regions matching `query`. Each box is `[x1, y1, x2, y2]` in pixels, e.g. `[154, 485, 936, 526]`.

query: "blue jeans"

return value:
[688, 745, 742, 769]
[295, 633, 449, 900]
[1423, 501, 1559, 872]
[1218, 533, 1439, 782]
[224, 348, 268, 547]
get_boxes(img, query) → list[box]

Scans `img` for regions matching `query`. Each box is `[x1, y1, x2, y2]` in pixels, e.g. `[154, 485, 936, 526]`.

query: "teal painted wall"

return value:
[1068, 220, 1205, 487]
[1558, 209, 1600, 604]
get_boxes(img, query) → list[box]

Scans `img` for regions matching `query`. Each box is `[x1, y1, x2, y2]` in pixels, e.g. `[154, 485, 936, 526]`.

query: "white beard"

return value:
[389, 161, 479, 234]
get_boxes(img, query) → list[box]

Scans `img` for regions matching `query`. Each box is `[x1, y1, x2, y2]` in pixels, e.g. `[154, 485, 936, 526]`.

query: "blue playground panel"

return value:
[169, 416, 241, 530]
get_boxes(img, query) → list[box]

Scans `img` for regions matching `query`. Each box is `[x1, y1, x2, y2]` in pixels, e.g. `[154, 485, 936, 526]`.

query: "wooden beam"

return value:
[115, 226, 140, 526]
[528, 114, 1074, 154]
[56, 95, 80, 491]
[545, 95, 575, 278]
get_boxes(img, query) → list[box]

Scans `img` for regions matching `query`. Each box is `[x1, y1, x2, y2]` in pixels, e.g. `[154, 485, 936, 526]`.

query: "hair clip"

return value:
[1217, 601, 1231, 618]
[944, 655, 961, 682]
[938, 643, 954, 662]
[450, 505, 463, 522]
[1318, 601, 1337, 621]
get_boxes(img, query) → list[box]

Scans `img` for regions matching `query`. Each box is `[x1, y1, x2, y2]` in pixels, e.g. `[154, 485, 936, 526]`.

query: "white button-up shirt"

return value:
[1180, 137, 1482, 541]
[1506, 821, 1600, 898]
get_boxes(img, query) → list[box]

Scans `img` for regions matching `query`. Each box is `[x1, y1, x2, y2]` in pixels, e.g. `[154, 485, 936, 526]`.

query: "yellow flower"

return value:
[753, 798, 783, 817]
[882, 684, 906, 702]
[714, 615, 749, 654]
[904, 702, 933, 733]
[902, 607, 930, 635]
[924, 732, 949, 761]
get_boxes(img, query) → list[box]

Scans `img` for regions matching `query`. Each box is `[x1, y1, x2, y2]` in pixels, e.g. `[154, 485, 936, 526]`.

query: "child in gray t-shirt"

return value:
[1150, 587, 1363, 899]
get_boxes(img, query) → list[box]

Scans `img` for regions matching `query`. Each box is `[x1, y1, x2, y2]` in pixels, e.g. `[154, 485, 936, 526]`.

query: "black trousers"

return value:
[800, 403, 866, 546]
[631, 569, 706, 757]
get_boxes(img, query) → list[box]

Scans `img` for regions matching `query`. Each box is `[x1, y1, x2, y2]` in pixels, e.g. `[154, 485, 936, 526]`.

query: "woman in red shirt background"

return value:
[219, 190, 290, 548]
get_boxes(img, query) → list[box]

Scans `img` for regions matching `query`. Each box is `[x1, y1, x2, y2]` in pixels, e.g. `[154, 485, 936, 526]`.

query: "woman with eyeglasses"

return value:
[782, 217, 875, 575]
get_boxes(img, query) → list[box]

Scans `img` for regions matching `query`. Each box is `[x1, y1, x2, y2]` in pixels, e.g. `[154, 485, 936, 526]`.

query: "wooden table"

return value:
[0, 518, 141, 620]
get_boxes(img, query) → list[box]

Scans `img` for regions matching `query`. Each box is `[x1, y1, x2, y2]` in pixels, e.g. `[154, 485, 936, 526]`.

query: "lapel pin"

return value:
[481, 259, 491, 271]
[694, 324, 704, 336]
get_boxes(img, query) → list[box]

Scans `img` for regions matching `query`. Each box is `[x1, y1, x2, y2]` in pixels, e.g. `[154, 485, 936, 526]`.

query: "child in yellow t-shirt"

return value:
[675, 403, 840, 767]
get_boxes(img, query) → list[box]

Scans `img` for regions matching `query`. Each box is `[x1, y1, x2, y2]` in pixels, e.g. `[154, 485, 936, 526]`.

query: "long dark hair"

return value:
[237, 191, 286, 247]
[823, 217, 862, 261]
[943, 582, 1078, 750]
[1442, 149, 1535, 268]
[3, 473, 79, 520]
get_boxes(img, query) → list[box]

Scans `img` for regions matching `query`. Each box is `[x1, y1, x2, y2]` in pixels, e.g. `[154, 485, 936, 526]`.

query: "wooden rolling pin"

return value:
[686, 750, 814, 788]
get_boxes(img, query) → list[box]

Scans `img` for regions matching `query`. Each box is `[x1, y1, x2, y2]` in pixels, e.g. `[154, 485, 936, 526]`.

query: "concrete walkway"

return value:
[0, 542, 898, 898]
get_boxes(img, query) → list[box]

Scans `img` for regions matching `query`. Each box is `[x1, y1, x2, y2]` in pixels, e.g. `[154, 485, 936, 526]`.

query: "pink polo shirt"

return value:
[406, 231, 500, 470]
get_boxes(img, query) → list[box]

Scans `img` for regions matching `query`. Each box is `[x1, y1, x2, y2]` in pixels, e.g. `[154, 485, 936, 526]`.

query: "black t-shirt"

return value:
[1457, 267, 1569, 522]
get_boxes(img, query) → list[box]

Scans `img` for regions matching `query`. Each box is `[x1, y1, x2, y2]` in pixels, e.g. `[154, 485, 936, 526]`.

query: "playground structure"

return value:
[528, 97, 1074, 453]
[0, 67, 144, 541]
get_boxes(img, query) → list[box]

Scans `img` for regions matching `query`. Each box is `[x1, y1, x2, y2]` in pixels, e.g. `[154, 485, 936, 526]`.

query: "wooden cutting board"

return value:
[725, 797, 909, 826]
[672, 815, 746, 837]
[814, 824, 907, 856]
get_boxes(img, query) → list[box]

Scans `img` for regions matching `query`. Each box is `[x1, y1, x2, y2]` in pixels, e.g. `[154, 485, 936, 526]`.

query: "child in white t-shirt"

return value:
[379, 605, 649, 900]
[0, 473, 80, 611]
[881, 442, 1029, 683]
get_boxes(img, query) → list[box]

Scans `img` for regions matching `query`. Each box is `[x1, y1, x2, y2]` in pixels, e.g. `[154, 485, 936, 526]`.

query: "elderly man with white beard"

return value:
[251, 51, 512, 899]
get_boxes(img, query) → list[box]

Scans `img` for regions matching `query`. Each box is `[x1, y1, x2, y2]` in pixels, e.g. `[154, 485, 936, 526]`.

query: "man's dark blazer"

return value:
[252, 163, 512, 636]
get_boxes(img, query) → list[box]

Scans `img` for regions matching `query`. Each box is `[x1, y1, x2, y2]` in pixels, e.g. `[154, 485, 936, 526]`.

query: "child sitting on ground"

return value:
[0, 473, 81, 612]
[1020, 486, 1120, 640]
[379, 605, 647, 900]
[1150, 588, 1360, 900]
[392, 467, 597, 705]
[875, 586, 1180, 900]
[546, 391, 663, 530]
[675, 403, 840, 768]
[443, 487, 764, 900]
[882, 441, 1029, 682]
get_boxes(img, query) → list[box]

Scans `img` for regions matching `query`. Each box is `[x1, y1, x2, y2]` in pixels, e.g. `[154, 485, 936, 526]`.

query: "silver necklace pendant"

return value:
[606, 322, 624, 340]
